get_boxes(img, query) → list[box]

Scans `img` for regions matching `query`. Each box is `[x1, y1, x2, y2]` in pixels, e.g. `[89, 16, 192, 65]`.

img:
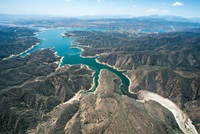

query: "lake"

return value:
[23, 28, 130, 93]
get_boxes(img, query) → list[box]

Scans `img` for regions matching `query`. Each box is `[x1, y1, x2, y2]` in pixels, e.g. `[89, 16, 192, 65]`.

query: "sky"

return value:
[0, 0, 200, 18]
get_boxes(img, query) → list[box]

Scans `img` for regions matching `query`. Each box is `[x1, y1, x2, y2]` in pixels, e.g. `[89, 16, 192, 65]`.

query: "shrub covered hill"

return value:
[0, 25, 40, 60]
[0, 52, 183, 133]
[65, 28, 200, 133]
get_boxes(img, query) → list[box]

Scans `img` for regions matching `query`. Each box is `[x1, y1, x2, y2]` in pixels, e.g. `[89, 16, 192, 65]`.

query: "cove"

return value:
[22, 28, 129, 93]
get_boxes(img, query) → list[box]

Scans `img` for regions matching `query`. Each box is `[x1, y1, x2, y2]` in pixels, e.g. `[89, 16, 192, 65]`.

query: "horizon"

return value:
[0, 0, 200, 18]
[0, 13, 199, 19]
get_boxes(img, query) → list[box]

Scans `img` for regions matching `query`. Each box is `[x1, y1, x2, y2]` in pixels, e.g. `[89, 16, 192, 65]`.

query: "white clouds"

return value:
[172, 2, 184, 6]
[147, 8, 159, 12]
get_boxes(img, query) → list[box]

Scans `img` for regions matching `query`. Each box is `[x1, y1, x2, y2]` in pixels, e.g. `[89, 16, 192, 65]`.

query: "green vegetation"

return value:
[0, 49, 94, 133]
[65, 29, 200, 69]
[0, 25, 40, 60]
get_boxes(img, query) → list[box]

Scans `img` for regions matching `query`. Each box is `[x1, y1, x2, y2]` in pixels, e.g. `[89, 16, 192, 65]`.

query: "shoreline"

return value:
[80, 52, 111, 59]
[55, 56, 64, 71]
[82, 64, 96, 92]
[56, 63, 96, 92]
[95, 58, 126, 72]
[84, 64, 96, 76]
[53, 48, 64, 71]
[71, 45, 98, 58]
[94, 69, 103, 94]
[61, 33, 66, 37]
[71, 44, 111, 59]
[2, 54, 15, 61]
[71, 46, 85, 52]
[2, 42, 40, 61]
[122, 73, 132, 92]
[87, 75, 96, 92]
[18, 42, 40, 56]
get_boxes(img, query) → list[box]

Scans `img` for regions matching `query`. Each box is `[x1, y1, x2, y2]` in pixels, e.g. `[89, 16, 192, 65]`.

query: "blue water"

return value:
[23, 28, 129, 93]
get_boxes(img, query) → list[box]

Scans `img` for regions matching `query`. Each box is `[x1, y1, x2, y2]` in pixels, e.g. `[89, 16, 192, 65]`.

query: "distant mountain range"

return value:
[136, 14, 191, 22]
[0, 14, 63, 21]
[136, 14, 200, 23]
[0, 14, 200, 23]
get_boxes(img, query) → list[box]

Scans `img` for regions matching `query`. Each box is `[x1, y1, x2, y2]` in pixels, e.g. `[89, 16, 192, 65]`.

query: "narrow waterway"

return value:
[22, 28, 129, 93]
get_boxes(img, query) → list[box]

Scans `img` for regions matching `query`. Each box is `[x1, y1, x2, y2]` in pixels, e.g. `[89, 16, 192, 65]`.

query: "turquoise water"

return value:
[23, 28, 129, 93]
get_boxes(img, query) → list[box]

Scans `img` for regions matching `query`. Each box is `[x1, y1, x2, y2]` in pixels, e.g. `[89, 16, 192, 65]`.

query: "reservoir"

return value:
[14, 28, 200, 134]
[23, 28, 129, 93]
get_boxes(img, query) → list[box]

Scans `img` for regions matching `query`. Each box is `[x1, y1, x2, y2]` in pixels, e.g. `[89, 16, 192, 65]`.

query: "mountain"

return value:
[0, 14, 61, 21]
[136, 15, 192, 22]
[29, 69, 182, 134]
[0, 49, 94, 133]
[76, 15, 132, 20]
[190, 18, 200, 23]
[1, 14, 199, 24]
[65, 28, 200, 133]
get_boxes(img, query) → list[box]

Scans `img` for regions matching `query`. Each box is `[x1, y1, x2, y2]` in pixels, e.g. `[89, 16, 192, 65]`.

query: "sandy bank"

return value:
[2, 54, 15, 61]
[82, 64, 96, 92]
[95, 58, 126, 72]
[71, 44, 110, 58]
[137, 90, 198, 134]
[2, 42, 40, 61]
[61, 33, 66, 37]
[55, 56, 64, 71]
[18, 42, 40, 56]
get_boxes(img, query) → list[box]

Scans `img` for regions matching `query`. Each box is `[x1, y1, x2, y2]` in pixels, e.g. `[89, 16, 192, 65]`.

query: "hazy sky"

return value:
[0, 0, 200, 18]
